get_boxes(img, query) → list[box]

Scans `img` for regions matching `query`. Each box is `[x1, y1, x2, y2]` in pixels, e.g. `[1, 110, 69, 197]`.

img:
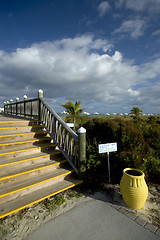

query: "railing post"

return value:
[38, 89, 43, 121]
[24, 95, 27, 116]
[4, 102, 6, 114]
[16, 98, 19, 116]
[10, 99, 13, 114]
[78, 127, 86, 179]
[7, 101, 9, 114]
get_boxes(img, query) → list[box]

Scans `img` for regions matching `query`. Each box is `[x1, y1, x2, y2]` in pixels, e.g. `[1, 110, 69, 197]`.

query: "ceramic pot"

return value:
[120, 168, 148, 210]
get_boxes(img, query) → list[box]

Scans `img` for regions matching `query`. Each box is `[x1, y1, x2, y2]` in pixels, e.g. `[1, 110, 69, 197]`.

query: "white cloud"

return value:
[152, 29, 160, 36]
[116, 0, 160, 14]
[114, 19, 146, 40]
[128, 88, 140, 96]
[0, 35, 160, 113]
[98, 1, 111, 17]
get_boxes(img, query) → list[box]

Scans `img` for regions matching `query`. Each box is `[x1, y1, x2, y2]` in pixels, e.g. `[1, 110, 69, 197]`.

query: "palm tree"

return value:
[61, 100, 84, 130]
[130, 107, 143, 116]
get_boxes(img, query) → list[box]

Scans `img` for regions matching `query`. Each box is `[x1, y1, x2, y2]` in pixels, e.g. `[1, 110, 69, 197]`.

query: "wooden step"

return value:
[0, 158, 67, 181]
[0, 137, 52, 150]
[0, 143, 57, 160]
[0, 165, 73, 203]
[0, 150, 62, 167]
[0, 176, 83, 219]
[0, 120, 40, 127]
[0, 131, 48, 142]
[0, 125, 44, 134]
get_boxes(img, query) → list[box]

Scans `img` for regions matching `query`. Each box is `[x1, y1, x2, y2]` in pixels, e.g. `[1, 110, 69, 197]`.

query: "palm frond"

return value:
[61, 100, 84, 118]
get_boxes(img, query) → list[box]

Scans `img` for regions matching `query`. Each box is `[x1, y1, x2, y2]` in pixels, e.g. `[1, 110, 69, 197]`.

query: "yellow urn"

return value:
[120, 168, 148, 210]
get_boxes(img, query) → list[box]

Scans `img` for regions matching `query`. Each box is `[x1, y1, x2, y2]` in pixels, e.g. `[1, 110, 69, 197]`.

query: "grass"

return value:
[0, 227, 7, 237]
[67, 191, 84, 199]
[44, 195, 66, 211]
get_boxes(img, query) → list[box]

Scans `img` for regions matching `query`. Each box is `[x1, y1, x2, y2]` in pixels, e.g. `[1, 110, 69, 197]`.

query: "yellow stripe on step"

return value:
[0, 144, 55, 156]
[0, 131, 47, 138]
[0, 169, 74, 198]
[0, 125, 43, 130]
[0, 180, 83, 219]
[0, 152, 62, 167]
[0, 138, 51, 146]
[0, 120, 40, 123]
[0, 159, 67, 180]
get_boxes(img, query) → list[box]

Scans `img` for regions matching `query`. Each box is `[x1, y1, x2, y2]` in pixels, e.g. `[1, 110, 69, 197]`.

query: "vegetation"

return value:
[67, 192, 84, 199]
[61, 100, 84, 130]
[75, 114, 160, 184]
[130, 107, 143, 116]
[44, 195, 66, 211]
[0, 227, 7, 237]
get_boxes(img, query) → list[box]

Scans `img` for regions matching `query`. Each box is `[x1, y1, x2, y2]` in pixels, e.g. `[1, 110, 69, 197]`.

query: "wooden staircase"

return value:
[0, 114, 83, 218]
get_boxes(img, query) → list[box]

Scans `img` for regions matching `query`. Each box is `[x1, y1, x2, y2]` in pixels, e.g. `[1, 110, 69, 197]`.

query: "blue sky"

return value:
[0, 0, 160, 114]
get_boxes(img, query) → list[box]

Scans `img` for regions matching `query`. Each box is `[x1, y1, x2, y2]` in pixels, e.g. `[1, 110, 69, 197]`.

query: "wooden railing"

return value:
[39, 97, 78, 173]
[3, 90, 86, 177]
[4, 98, 39, 119]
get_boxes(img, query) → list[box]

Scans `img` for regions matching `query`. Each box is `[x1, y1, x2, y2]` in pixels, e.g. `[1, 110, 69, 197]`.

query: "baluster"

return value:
[74, 142, 78, 168]
[57, 122, 60, 144]
[48, 111, 50, 132]
[68, 135, 72, 159]
[31, 101, 33, 117]
[61, 126, 65, 149]
[53, 117, 56, 140]
[64, 131, 69, 153]
[50, 114, 53, 134]
[55, 119, 58, 141]
[60, 125, 64, 148]
[45, 107, 47, 126]
[42, 103, 45, 123]
[49, 111, 52, 132]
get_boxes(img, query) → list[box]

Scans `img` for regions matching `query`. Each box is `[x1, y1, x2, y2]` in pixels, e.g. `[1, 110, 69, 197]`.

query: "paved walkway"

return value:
[25, 193, 160, 240]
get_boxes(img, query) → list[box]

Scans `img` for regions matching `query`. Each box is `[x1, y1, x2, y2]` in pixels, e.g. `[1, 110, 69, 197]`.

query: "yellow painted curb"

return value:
[0, 180, 83, 219]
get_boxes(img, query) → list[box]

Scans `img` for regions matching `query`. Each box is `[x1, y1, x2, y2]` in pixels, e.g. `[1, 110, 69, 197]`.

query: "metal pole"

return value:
[107, 152, 111, 182]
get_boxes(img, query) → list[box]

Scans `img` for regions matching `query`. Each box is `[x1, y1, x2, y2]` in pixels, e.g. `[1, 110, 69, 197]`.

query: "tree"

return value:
[130, 107, 143, 117]
[61, 100, 84, 130]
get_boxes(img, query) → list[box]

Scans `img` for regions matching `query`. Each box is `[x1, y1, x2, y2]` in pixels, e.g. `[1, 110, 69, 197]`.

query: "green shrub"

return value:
[81, 117, 160, 184]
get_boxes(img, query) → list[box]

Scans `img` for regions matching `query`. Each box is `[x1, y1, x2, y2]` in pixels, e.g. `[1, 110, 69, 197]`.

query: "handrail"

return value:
[39, 97, 79, 173]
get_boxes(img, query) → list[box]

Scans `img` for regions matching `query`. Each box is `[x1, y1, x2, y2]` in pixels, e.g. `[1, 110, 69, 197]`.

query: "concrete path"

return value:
[25, 193, 159, 240]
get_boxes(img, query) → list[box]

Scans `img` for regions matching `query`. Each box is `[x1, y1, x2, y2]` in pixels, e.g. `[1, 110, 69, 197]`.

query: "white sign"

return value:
[98, 142, 117, 154]
[66, 123, 74, 128]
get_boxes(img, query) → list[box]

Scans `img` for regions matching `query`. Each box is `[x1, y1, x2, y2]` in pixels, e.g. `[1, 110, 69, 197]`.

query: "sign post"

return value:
[107, 152, 111, 182]
[98, 142, 117, 182]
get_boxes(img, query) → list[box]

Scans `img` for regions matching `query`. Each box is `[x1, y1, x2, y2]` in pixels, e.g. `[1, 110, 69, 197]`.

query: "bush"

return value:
[80, 117, 160, 184]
